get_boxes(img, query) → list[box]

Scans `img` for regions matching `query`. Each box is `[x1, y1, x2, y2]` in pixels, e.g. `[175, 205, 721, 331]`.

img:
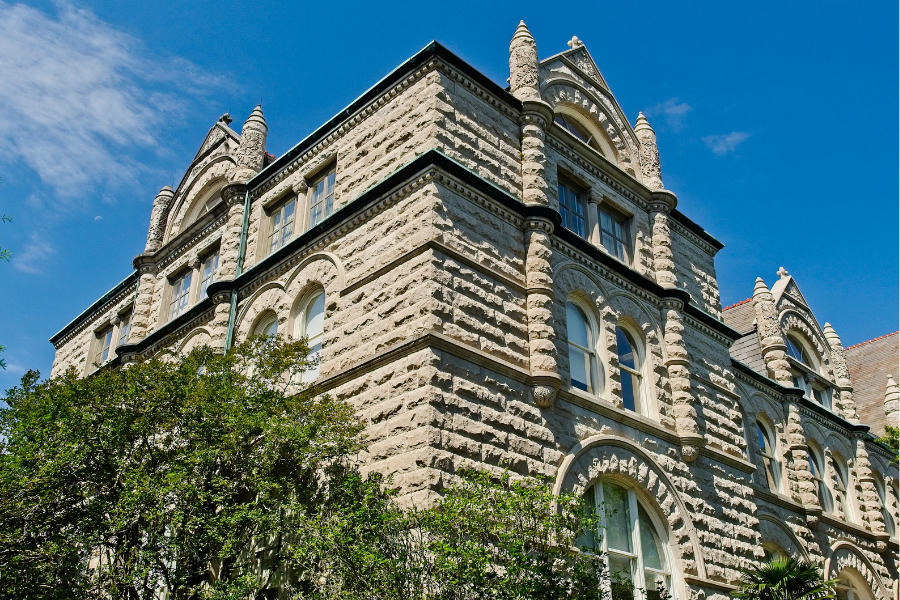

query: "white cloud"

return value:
[12, 231, 56, 274]
[0, 2, 224, 199]
[702, 131, 751, 155]
[94, 215, 103, 220]
[647, 98, 693, 131]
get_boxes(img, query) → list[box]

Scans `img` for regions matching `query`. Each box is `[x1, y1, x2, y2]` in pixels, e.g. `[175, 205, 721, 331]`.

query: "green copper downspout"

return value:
[224, 189, 252, 350]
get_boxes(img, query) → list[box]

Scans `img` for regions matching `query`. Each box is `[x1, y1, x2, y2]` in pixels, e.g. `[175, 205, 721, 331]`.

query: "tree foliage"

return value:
[733, 556, 836, 600]
[2, 338, 635, 600]
[876, 425, 899, 463]
[0, 337, 365, 599]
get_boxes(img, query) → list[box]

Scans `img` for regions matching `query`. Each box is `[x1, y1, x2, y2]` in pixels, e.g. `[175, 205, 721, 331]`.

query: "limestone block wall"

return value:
[670, 225, 722, 316]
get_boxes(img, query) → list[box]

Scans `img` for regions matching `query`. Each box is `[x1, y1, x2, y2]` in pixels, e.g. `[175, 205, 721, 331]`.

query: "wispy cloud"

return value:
[647, 98, 693, 131]
[702, 132, 751, 155]
[0, 1, 225, 199]
[12, 231, 56, 274]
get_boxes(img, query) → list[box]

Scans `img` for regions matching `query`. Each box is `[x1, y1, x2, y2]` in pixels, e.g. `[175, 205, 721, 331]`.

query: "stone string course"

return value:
[50, 32, 897, 598]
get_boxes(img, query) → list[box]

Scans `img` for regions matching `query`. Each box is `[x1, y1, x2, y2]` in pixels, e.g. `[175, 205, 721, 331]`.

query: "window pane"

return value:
[644, 572, 669, 600]
[567, 303, 590, 347]
[621, 370, 638, 412]
[638, 505, 665, 571]
[603, 483, 632, 552]
[570, 346, 589, 392]
[118, 320, 130, 347]
[756, 423, 768, 453]
[259, 318, 277, 337]
[613, 239, 626, 261]
[617, 328, 636, 370]
[786, 337, 805, 363]
[576, 487, 598, 550]
[306, 293, 325, 338]
[608, 553, 635, 600]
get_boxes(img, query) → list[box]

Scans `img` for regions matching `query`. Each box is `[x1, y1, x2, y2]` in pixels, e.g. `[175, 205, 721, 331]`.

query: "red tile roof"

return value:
[723, 298, 751, 310]
[845, 330, 899, 351]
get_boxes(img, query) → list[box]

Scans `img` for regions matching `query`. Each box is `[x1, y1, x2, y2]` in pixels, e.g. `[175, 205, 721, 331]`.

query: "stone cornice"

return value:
[50, 274, 138, 348]
[248, 41, 521, 197]
[670, 208, 724, 254]
[115, 298, 215, 362]
[150, 209, 227, 273]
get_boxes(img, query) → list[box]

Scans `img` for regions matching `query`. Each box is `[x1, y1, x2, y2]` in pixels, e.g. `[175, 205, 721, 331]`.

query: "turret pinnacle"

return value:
[232, 104, 269, 181]
[244, 104, 267, 131]
[509, 21, 540, 102]
[634, 112, 654, 133]
[885, 375, 899, 423]
[752, 277, 772, 300]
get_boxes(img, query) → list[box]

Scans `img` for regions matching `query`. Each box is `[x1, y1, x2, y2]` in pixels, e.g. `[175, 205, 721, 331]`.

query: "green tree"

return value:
[733, 556, 837, 600]
[876, 426, 899, 462]
[0, 337, 365, 600]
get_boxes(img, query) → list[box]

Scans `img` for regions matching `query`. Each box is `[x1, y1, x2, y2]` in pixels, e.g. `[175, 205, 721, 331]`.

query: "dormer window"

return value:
[555, 114, 594, 147]
[308, 167, 336, 228]
[785, 336, 809, 364]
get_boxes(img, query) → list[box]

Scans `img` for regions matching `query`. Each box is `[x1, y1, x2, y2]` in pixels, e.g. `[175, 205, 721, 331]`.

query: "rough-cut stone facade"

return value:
[50, 28, 897, 600]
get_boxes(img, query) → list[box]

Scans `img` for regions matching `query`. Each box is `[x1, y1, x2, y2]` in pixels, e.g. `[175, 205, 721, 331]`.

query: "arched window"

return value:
[836, 571, 876, 600]
[808, 444, 833, 512]
[756, 420, 781, 492]
[830, 453, 853, 522]
[785, 336, 810, 365]
[567, 301, 599, 394]
[761, 542, 789, 563]
[296, 291, 325, 383]
[582, 481, 671, 600]
[254, 313, 278, 337]
[873, 473, 895, 537]
[616, 326, 643, 414]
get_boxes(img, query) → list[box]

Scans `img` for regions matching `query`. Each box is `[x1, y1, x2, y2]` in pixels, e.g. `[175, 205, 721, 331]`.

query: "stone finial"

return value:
[232, 105, 268, 182]
[777, 266, 789, 279]
[567, 36, 583, 48]
[823, 323, 857, 423]
[144, 186, 175, 253]
[885, 375, 899, 423]
[752, 276, 791, 383]
[218, 113, 232, 126]
[635, 112, 663, 189]
[509, 21, 540, 102]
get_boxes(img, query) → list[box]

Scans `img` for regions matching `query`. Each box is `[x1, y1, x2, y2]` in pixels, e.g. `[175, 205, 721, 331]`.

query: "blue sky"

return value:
[0, 0, 897, 391]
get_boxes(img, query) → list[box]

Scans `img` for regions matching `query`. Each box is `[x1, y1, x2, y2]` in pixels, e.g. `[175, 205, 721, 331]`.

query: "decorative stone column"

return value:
[854, 437, 890, 552]
[823, 323, 860, 421]
[144, 186, 174, 253]
[217, 182, 249, 281]
[647, 191, 678, 289]
[586, 193, 602, 246]
[509, 22, 561, 407]
[128, 257, 158, 343]
[208, 286, 234, 351]
[752, 278, 792, 385]
[785, 400, 820, 525]
[662, 297, 703, 462]
[634, 112, 663, 190]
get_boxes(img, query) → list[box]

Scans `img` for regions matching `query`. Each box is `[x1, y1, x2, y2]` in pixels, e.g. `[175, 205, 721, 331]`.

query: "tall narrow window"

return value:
[255, 314, 278, 338]
[309, 168, 336, 228]
[117, 316, 131, 347]
[812, 387, 832, 409]
[599, 208, 628, 261]
[616, 327, 643, 413]
[583, 481, 671, 600]
[558, 180, 586, 238]
[169, 271, 192, 320]
[298, 291, 325, 383]
[270, 198, 296, 254]
[756, 421, 781, 492]
[830, 454, 851, 522]
[199, 251, 219, 298]
[566, 302, 598, 394]
[808, 446, 832, 512]
[95, 327, 113, 365]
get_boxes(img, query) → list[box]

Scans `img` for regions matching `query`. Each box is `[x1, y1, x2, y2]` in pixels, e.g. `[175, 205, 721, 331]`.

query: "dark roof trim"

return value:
[248, 41, 522, 192]
[731, 358, 869, 434]
[671, 208, 724, 250]
[50, 271, 139, 345]
[115, 297, 213, 359]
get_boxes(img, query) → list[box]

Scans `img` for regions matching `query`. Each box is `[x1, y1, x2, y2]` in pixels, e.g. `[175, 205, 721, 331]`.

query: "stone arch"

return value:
[175, 327, 213, 355]
[235, 283, 287, 341]
[757, 512, 809, 559]
[553, 102, 617, 162]
[541, 80, 639, 177]
[779, 309, 833, 379]
[283, 251, 345, 293]
[553, 434, 707, 581]
[824, 541, 890, 600]
[165, 156, 236, 242]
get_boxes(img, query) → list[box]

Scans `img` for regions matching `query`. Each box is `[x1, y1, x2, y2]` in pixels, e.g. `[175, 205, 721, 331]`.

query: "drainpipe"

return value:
[224, 189, 252, 350]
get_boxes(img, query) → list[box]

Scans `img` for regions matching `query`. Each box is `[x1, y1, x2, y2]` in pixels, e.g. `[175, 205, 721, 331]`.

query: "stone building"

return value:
[50, 23, 898, 600]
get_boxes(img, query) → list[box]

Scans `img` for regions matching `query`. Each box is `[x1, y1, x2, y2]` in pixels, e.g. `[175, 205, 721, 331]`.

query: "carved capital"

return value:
[292, 180, 309, 194]
[533, 385, 557, 408]
[647, 190, 677, 214]
[221, 182, 248, 207]
[524, 216, 554, 234]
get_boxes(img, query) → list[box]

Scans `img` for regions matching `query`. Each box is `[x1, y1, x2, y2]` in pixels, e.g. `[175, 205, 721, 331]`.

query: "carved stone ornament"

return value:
[875, 535, 888, 554]
[533, 385, 557, 408]
[805, 512, 819, 529]
[680, 444, 700, 463]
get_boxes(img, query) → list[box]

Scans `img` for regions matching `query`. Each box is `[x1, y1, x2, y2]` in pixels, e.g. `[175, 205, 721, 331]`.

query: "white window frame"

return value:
[295, 291, 325, 383]
[585, 480, 673, 600]
[756, 419, 782, 493]
[94, 326, 114, 366]
[829, 453, 855, 523]
[117, 315, 131, 347]
[269, 197, 297, 254]
[598, 205, 629, 262]
[616, 325, 647, 416]
[254, 313, 279, 338]
[566, 300, 601, 395]
[199, 251, 219, 299]
[307, 167, 336, 229]
[808, 444, 833, 512]
[169, 270, 193, 321]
